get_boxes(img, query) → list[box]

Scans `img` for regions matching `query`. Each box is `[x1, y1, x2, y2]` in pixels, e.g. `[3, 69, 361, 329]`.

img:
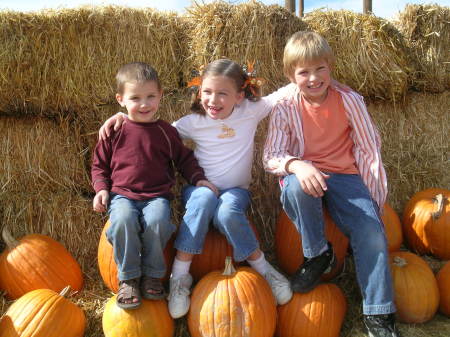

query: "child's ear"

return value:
[116, 93, 125, 107]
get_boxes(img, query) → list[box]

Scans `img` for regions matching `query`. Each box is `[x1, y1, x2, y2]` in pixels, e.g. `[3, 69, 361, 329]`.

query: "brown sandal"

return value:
[141, 276, 166, 300]
[117, 278, 141, 309]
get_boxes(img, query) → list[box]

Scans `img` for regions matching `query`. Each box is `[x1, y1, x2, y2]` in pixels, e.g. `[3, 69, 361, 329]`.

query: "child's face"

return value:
[200, 75, 244, 120]
[116, 80, 162, 123]
[292, 59, 331, 105]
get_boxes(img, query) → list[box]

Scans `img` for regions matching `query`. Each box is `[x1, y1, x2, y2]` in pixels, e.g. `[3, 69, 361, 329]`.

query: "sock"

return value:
[247, 252, 269, 275]
[171, 258, 192, 279]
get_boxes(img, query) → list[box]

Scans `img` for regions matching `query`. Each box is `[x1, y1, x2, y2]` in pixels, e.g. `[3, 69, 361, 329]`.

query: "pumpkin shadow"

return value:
[0, 316, 20, 336]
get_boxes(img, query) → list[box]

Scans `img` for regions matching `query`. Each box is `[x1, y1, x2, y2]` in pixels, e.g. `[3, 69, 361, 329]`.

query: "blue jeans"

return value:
[106, 193, 176, 281]
[174, 185, 259, 262]
[281, 173, 395, 315]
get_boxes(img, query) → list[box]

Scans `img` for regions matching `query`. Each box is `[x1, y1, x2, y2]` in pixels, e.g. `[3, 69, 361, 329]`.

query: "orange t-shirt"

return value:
[301, 87, 358, 174]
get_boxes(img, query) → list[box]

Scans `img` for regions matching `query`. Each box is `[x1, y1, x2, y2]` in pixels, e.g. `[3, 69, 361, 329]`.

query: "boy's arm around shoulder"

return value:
[263, 99, 301, 176]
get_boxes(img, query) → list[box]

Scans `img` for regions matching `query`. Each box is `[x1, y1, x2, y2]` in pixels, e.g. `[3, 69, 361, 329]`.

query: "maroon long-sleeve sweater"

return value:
[91, 119, 206, 201]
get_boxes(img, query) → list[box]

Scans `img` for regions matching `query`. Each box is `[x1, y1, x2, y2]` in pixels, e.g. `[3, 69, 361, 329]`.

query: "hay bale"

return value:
[0, 6, 189, 116]
[304, 9, 412, 102]
[394, 4, 450, 93]
[0, 116, 90, 195]
[185, 0, 306, 91]
[368, 91, 450, 213]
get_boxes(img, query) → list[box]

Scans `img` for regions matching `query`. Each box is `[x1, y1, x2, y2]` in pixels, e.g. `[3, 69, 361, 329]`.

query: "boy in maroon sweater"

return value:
[92, 62, 216, 309]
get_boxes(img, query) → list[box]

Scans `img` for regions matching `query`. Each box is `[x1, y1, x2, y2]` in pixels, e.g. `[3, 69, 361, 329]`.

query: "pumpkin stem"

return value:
[59, 285, 72, 297]
[1, 226, 19, 249]
[432, 194, 444, 220]
[393, 256, 407, 267]
[222, 256, 236, 276]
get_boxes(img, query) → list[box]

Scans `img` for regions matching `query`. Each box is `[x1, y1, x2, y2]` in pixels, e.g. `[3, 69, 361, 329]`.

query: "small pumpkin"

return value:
[0, 286, 86, 337]
[436, 261, 450, 317]
[97, 220, 175, 293]
[390, 251, 439, 323]
[402, 188, 450, 259]
[275, 209, 348, 281]
[190, 222, 259, 281]
[102, 296, 174, 337]
[188, 256, 276, 337]
[381, 203, 403, 252]
[0, 227, 83, 299]
[276, 283, 347, 337]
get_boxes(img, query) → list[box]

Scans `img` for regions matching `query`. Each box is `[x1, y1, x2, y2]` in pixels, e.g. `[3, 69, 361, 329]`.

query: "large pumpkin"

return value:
[275, 209, 348, 281]
[188, 257, 276, 337]
[276, 283, 347, 337]
[0, 286, 86, 337]
[436, 261, 450, 317]
[103, 296, 174, 337]
[381, 203, 403, 252]
[402, 188, 450, 259]
[390, 251, 439, 323]
[0, 227, 83, 299]
[97, 220, 175, 293]
[190, 222, 259, 281]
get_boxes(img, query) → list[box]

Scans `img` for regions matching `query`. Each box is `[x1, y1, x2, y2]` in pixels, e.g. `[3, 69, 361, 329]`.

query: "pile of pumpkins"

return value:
[0, 187, 448, 337]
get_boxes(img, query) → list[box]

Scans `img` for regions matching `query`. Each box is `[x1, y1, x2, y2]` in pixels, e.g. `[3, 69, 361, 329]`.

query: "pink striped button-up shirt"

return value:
[263, 83, 387, 208]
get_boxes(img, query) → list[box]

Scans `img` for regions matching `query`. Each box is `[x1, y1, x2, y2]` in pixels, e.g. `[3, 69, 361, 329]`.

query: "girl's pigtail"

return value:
[242, 61, 264, 102]
[187, 70, 205, 115]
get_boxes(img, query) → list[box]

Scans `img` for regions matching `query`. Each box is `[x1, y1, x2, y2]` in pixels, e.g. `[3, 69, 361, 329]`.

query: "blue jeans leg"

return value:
[280, 174, 328, 257]
[107, 194, 175, 281]
[174, 185, 218, 254]
[323, 173, 395, 315]
[213, 188, 258, 262]
[140, 197, 176, 278]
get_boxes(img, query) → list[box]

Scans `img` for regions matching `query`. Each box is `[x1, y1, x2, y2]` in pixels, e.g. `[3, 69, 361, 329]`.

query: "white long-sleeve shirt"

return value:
[263, 84, 388, 208]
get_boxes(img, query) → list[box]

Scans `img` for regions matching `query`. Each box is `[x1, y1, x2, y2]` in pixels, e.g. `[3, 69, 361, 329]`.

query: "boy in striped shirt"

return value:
[263, 31, 401, 337]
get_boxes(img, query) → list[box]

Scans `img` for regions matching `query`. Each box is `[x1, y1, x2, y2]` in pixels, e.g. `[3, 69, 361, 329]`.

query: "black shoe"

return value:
[363, 314, 401, 337]
[290, 242, 336, 293]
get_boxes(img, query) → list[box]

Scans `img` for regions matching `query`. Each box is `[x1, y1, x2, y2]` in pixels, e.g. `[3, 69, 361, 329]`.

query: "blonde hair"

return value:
[283, 31, 335, 80]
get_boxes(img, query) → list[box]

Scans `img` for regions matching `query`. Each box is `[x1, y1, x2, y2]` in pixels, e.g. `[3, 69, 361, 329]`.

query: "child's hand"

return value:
[288, 160, 330, 198]
[196, 180, 219, 196]
[99, 112, 126, 141]
[93, 190, 109, 212]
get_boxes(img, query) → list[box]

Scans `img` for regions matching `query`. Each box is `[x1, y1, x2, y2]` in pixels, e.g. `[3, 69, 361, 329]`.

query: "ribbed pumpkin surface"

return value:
[437, 261, 450, 317]
[381, 203, 403, 252]
[0, 232, 83, 299]
[0, 288, 86, 337]
[276, 283, 347, 337]
[188, 260, 276, 337]
[102, 296, 174, 337]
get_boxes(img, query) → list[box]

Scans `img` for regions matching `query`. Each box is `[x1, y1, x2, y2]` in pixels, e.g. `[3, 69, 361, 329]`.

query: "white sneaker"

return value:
[167, 274, 193, 319]
[263, 264, 293, 305]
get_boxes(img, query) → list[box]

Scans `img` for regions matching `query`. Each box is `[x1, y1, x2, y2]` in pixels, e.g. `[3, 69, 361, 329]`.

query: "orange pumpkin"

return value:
[102, 296, 174, 337]
[381, 203, 403, 252]
[97, 220, 175, 293]
[190, 222, 259, 281]
[0, 286, 86, 337]
[276, 283, 347, 337]
[275, 209, 348, 281]
[0, 227, 83, 299]
[390, 251, 439, 323]
[436, 261, 450, 317]
[402, 188, 450, 259]
[188, 257, 276, 337]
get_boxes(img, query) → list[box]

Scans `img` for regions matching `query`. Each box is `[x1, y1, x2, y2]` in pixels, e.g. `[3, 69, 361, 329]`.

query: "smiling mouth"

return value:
[308, 83, 323, 89]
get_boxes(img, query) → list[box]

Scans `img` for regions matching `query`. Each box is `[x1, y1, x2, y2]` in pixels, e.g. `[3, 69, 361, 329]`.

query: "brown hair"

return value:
[190, 58, 260, 115]
[116, 62, 161, 94]
[283, 31, 335, 81]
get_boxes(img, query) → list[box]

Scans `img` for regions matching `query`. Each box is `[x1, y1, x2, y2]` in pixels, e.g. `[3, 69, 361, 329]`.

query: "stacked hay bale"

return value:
[304, 9, 412, 102]
[0, 6, 189, 117]
[394, 4, 450, 93]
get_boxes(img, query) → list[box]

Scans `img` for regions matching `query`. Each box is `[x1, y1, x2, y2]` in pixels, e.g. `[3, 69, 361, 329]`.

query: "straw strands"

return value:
[0, 6, 189, 116]
[185, 0, 307, 91]
[394, 4, 450, 93]
[305, 9, 412, 102]
[0, 116, 90, 195]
